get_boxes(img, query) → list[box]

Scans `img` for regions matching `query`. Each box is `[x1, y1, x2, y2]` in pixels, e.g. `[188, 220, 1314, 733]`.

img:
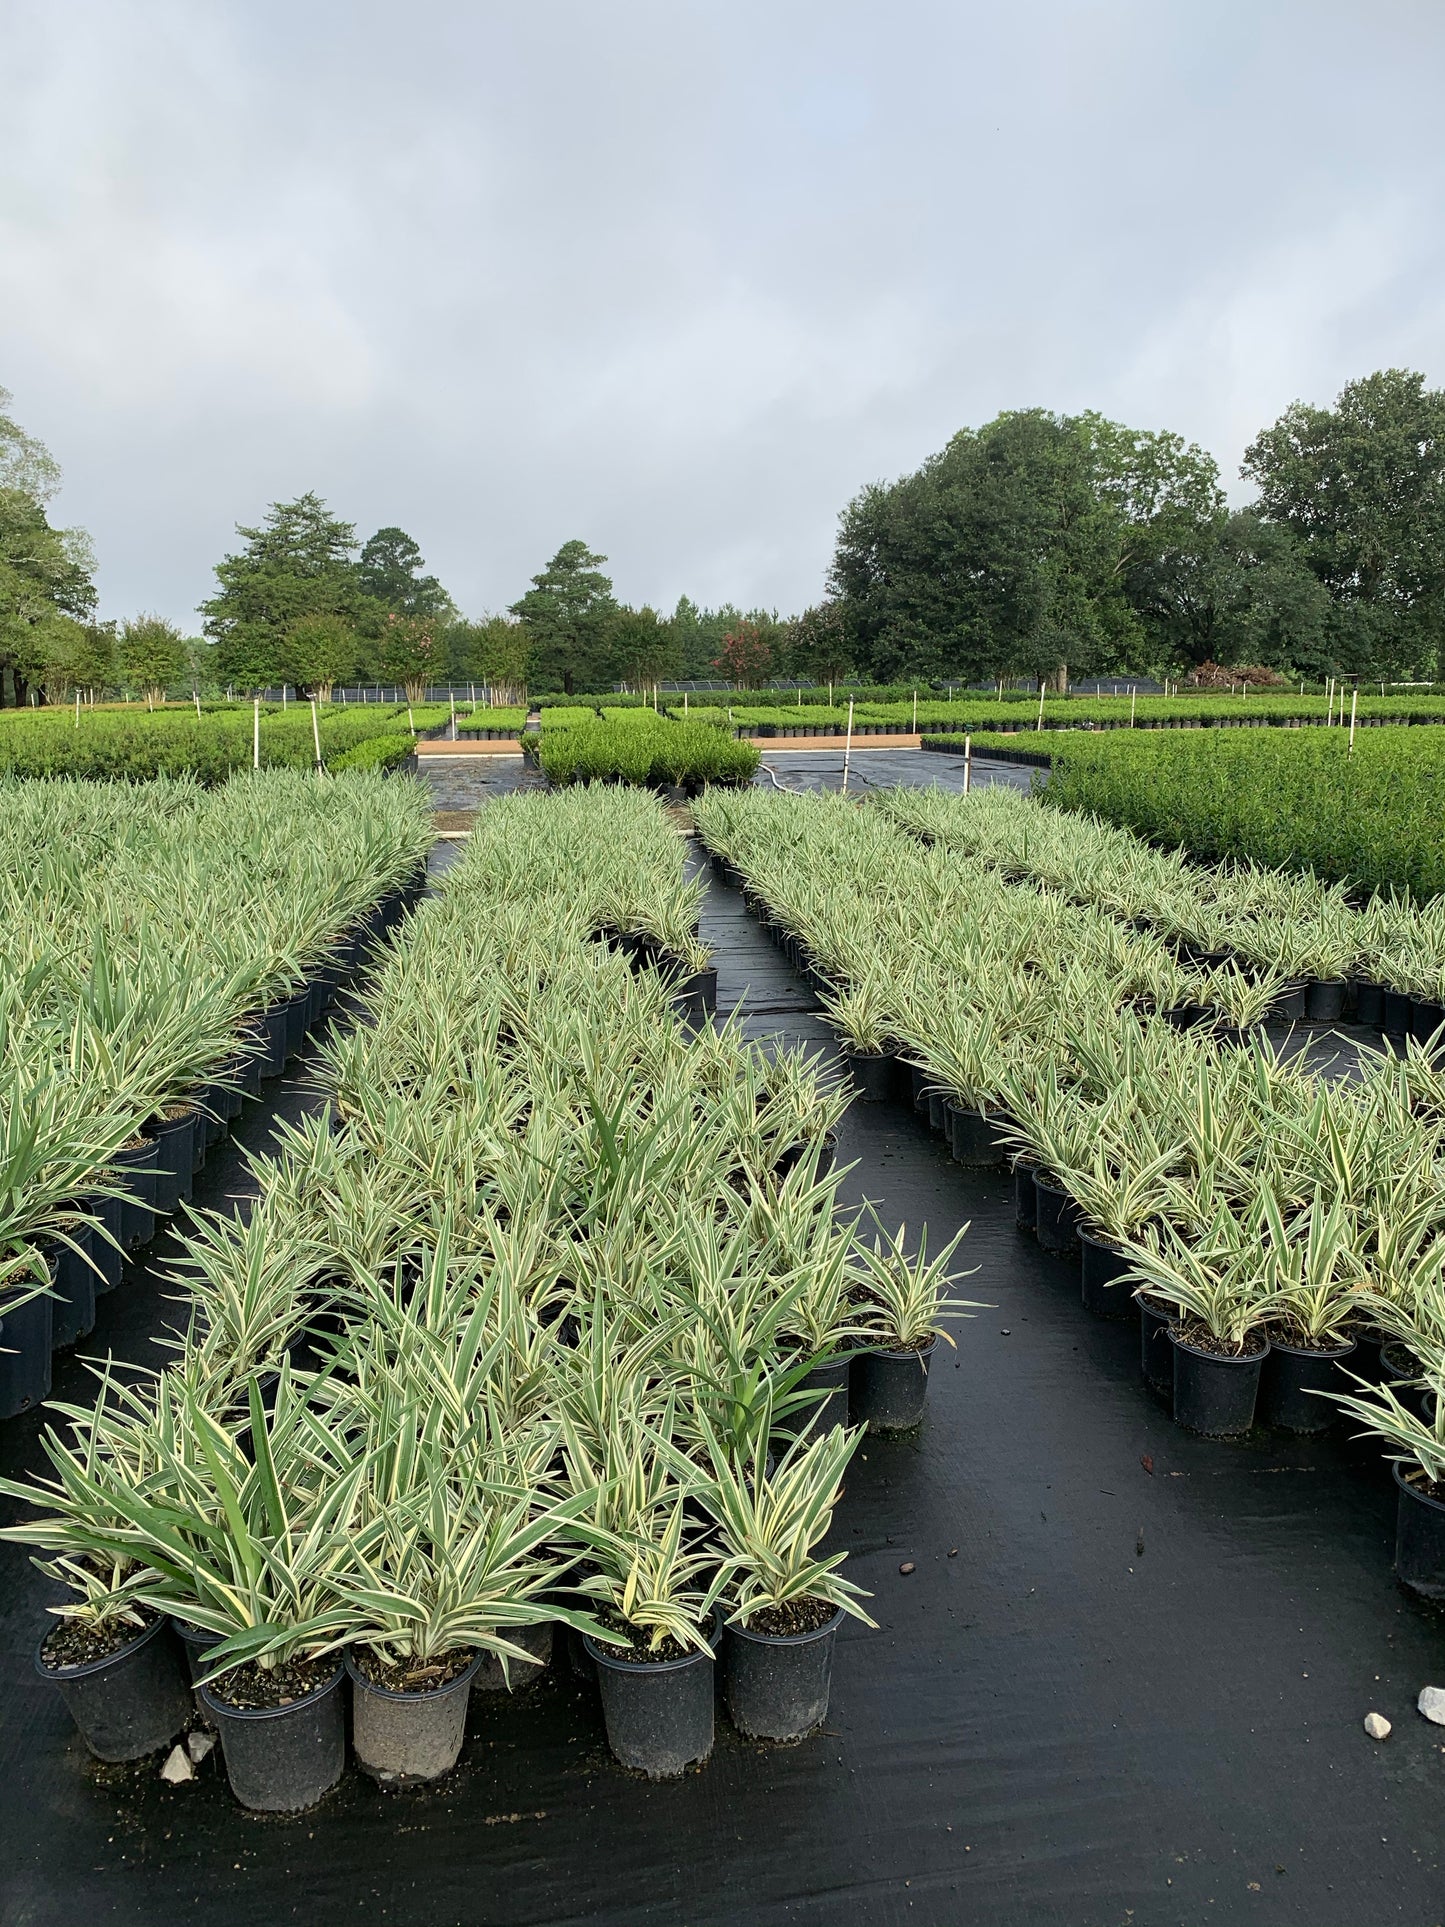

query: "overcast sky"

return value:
[3, 0, 1443, 629]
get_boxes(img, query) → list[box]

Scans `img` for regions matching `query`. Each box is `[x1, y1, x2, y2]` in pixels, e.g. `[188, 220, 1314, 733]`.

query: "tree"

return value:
[1243, 369, 1445, 677]
[200, 493, 372, 692]
[40, 618, 115, 701]
[715, 621, 775, 688]
[357, 527, 453, 617]
[785, 601, 854, 686]
[281, 612, 357, 700]
[118, 615, 187, 704]
[0, 490, 96, 707]
[1130, 508, 1333, 676]
[377, 612, 441, 702]
[466, 615, 532, 705]
[0, 385, 62, 503]
[608, 605, 680, 690]
[510, 540, 616, 693]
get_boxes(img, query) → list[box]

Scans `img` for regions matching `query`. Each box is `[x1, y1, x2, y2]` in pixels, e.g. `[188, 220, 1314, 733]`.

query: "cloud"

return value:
[1, 0, 1442, 627]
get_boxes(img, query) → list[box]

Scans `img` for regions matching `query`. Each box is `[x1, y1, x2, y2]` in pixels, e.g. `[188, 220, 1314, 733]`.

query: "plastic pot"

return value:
[1012, 1159, 1037, 1232]
[1410, 997, 1445, 1050]
[1272, 982, 1308, 1023]
[584, 1621, 717, 1778]
[1306, 979, 1346, 1023]
[1346, 1324, 1387, 1385]
[77, 1193, 124, 1295]
[200, 1663, 347, 1812]
[722, 1606, 845, 1741]
[1257, 1336, 1356, 1433]
[1080, 1231, 1134, 1321]
[840, 1048, 894, 1103]
[1381, 988, 1412, 1037]
[346, 1650, 483, 1784]
[1394, 1462, 1445, 1599]
[38, 1616, 191, 1762]
[282, 987, 313, 1059]
[796, 1355, 852, 1435]
[1033, 1174, 1081, 1254]
[1351, 979, 1384, 1027]
[0, 1281, 53, 1417]
[44, 1224, 97, 1348]
[947, 1103, 1006, 1168]
[149, 1110, 197, 1215]
[111, 1137, 158, 1249]
[926, 1089, 949, 1136]
[473, 1619, 554, 1692]
[909, 1064, 930, 1116]
[1138, 1294, 1175, 1400]
[1171, 1331, 1268, 1438]
[851, 1338, 935, 1432]
[172, 1615, 223, 1680]
[671, 966, 718, 1019]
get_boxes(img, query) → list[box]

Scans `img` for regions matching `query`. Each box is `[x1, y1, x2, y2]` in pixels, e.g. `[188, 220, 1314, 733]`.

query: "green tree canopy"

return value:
[784, 601, 854, 685]
[281, 612, 358, 699]
[607, 605, 680, 689]
[357, 526, 453, 617]
[510, 540, 616, 693]
[118, 614, 188, 703]
[1242, 368, 1445, 676]
[377, 611, 442, 701]
[200, 492, 373, 691]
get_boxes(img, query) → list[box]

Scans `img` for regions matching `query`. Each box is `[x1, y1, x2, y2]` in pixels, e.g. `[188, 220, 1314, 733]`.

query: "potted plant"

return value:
[31, 1556, 191, 1762]
[818, 973, 898, 1103]
[1126, 1217, 1272, 1437]
[1254, 1189, 1359, 1433]
[848, 1221, 978, 1431]
[1057, 1143, 1180, 1321]
[1330, 1350, 1445, 1597]
[701, 1422, 875, 1742]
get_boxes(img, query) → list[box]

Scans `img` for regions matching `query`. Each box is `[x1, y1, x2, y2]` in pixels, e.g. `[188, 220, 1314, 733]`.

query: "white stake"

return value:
[311, 697, 323, 771]
[450, 693, 457, 739]
[963, 733, 973, 793]
[841, 697, 854, 792]
[252, 695, 260, 769]
[407, 704, 416, 736]
[1036, 681, 1046, 731]
[1348, 687, 1358, 755]
[1130, 686, 1136, 728]
[912, 688, 918, 732]
[74, 688, 80, 728]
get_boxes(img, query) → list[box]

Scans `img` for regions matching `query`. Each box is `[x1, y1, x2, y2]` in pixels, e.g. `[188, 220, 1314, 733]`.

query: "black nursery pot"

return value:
[44, 1222, 97, 1348]
[346, 1650, 484, 1784]
[1351, 979, 1384, 1027]
[926, 1089, 949, 1136]
[148, 1109, 197, 1215]
[200, 1664, 347, 1812]
[671, 966, 718, 1019]
[910, 1064, 930, 1116]
[584, 1621, 718, 1779]
[1306, 979, 1347, 1023]
[1033, 1174, 1081, 1254]
[1410, 997, 1445, 1050]
[1012, 1159, 1037, 1231]
[1079, 1231, 1133, 1321]
[1138, 1294, 1176, 1401]
[1257, 1336, 1356, 1433]
[111, 1136, 158, 1249]
[259, 1002, 290, 1078]
[38, 1617, 191, 1763]
[1381, 988, 1412, 1037]
[852, 1338, 936, 1432]
[722, 1606, 845, 1742]
[0, 1281, 53, 1417]
[1171, 1331, 1268, 1438]
[840, 1047, 895, 1103]
[473, 1619, 554, 1692]
[947, 1103, 1006, 1168]
[779, 1355, 852, 1439]
[77, 1193, 124, 1295]
[1272, 981, 1309, 1023]
[1394, 1462, 1445, 1598]
[282, 986, 313, 1060]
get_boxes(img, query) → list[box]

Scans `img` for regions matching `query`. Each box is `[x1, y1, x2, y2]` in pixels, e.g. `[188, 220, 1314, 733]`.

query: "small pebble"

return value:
[899, 1561, 915, 1575]
[187, 1730, 216, 1762]
[160, 1745, 194, 1784]
[948, 1547, 958, 1558]
[1417, 1685, 1445, 1725]
[1364, 1712, 1391, 1741]
[999, 1329, 1011, 1336]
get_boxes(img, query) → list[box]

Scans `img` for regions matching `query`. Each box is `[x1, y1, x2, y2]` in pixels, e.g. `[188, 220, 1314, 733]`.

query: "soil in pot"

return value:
[346, 1648, 482, 1784]
[200, 1656, 347, 1813]
[584, 1619, 717, 1779]
[0, 1278, 53, 1417]
[1394, 1462, 1445, 1599]
[1033, 1174, 1081, 1255]
[1171, 1324, 1268, 1438]
[723, 1598, 844, 1742]
[1257, 1334, 1356, 1433]
[1080, 1231, 1134, 1321]
[37, 1613, 190, 1763]
[472, 1619, 553, 1692]
[852, 1338, 935, 1432]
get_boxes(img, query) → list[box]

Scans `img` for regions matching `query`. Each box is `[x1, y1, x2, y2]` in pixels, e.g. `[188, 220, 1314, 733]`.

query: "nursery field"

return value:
[4, 774, 1445, 1926]
[535, 704, 760, 789]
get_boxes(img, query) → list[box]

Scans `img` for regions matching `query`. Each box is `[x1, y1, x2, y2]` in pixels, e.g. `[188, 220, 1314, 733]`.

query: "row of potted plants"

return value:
[691, 786, 1445, 1606]
[0, 769, 433, 1420]
[3, 785, 973, 1812]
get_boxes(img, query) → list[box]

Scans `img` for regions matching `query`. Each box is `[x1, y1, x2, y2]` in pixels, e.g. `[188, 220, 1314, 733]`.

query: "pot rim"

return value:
[1169, 1329, 1270, 1364]
[1393, 1459, 1445, 1511]
[35, 1611, 169, 1682]
[343, 1647, 484, 1703]
[584, 1612, 720, 1674]
[170, 1614, 224, 1648]
[1267, 1334, 1358, 1361]
[864, 1336, 939, 1362]
[725, 1604, 846, 1650]
[199, 1659, 345, 1722]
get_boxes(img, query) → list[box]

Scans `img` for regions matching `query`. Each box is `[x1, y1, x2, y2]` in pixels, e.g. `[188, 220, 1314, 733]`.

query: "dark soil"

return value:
[1403, 1468, 1445, 1504]
[1173, 1321, 1268, 1359]
[40, 1609, 157, 1671]
[594, 1615, 708, 1665]
[207, 1655, 340, 1711]
[352, 1648, 476, 1694]
[740, 1596, 837, 1638]
[1267, 1327, 1356, 1355]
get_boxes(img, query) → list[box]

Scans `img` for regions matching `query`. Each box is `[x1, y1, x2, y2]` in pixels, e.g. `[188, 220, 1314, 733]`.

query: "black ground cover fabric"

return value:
[1, 844, 1441, 1927]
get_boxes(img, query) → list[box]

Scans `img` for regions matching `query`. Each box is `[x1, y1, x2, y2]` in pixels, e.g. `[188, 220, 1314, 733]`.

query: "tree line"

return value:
[3, 367, 1442, 704]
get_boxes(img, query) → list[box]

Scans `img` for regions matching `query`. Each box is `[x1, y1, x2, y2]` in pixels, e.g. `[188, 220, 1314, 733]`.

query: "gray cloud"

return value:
[3, 0, 1443, 628]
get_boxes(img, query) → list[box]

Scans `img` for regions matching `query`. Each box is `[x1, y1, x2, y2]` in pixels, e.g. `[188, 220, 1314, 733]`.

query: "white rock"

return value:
[1364, 1711, 1391, 1740]
[1417, 1685, 1445, 1725]
[186, 1729, 216, 1763]
[160, 1744, 194, 1784]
